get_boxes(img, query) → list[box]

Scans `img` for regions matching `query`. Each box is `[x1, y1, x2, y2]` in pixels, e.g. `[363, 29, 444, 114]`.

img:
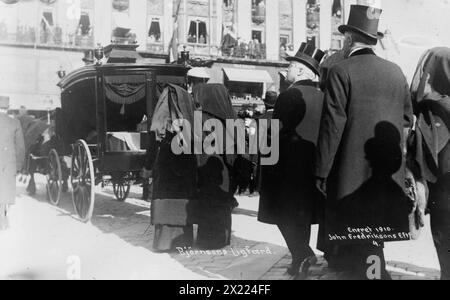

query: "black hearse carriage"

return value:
[53, 61, 189, 222]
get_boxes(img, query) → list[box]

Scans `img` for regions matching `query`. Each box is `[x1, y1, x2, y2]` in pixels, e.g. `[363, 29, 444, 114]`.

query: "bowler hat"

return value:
[82, 50, 95, 63]
[0, 96, 10, 109]
[338, 5, 384, 44]
[285, 42, 325, 76]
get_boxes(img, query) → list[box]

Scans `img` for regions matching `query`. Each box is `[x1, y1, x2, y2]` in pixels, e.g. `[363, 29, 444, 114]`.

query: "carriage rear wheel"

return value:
[113, 182, 131, 202]
[46, 149, 62, 206]
[71, 140, 95, 223]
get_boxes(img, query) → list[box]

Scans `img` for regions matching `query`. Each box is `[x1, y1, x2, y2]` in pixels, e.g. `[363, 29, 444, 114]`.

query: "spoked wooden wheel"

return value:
[71, 140, 95, 223]
[46, 149, 63, 206]
[113, 182, 131, 202]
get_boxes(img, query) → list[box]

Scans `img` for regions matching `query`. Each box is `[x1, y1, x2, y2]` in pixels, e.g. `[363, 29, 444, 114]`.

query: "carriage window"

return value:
[187, 19, 208, 44]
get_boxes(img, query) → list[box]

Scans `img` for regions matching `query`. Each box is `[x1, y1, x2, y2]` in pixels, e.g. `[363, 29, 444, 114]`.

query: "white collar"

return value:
[348, 46, 373, 57]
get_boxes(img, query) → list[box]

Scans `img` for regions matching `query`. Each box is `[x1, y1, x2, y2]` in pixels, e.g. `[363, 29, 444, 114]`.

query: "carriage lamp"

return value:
[180, 46, 190, 66]
[94, 44, 104, 65]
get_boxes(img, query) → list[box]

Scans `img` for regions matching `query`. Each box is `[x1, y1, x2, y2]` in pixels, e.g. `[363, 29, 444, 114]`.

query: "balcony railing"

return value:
[0, 25, 94, 48]
[221, 41, 267, 60]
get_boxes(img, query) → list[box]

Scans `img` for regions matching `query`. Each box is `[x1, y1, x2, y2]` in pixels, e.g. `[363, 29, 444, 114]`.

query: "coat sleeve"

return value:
[315, 65, 349, 179]
[403, 81, 414, 129]
[14, 119, 25, 172]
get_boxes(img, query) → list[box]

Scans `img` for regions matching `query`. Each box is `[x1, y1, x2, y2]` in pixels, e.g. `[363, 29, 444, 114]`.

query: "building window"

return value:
[148, 18, 162, 43]
[250, 0, 266, 59]
[187, 19, 208, 45]
[221, 0, 237, 57]
[112, 0, 129, 12]
[39, 7, 62, 45]
[331, 0, 344, 51]
[252, 0, 266, 26]
[146, 0, 164, 52]
[112, 0, 136, 44]
[306, 0, 320, 48]
[72, 0, 95, 48]
[279, 0, 293, 60]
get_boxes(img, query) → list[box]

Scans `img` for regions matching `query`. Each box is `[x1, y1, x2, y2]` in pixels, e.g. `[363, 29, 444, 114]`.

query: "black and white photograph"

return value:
[0, 0, 449, 282]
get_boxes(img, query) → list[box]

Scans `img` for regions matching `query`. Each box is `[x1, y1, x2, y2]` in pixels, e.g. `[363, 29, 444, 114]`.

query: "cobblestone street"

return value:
[0, 175, 442, 280]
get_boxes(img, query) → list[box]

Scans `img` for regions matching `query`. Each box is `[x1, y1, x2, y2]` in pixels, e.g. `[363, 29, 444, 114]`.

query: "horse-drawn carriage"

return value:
[27, 61, 189, 222]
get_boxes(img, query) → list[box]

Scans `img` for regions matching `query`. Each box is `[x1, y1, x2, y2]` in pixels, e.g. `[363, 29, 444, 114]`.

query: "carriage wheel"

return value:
[71, 140, 95, 223]
[46, 149, 62, 206]
[113, 182, 131, 202]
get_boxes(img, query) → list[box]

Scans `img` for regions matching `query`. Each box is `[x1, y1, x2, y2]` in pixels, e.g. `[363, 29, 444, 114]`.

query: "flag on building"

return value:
[169, 0, 182, 63]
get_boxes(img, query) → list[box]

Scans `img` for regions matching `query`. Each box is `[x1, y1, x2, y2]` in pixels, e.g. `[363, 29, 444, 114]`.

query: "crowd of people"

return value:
[139, 4, 449, 280]
[0, 4, 448, 281]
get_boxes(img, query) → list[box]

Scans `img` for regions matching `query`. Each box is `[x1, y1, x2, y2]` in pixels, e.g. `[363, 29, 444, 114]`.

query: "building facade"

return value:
[1, 0, 450, 109]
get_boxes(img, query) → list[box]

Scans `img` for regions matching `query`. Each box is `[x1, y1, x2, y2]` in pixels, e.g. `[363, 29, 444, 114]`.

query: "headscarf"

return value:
[409, 47, 450, 181]
[150, 84, 197, 143]
[192, 83, 236, 121]
[411, 47, 450, 108]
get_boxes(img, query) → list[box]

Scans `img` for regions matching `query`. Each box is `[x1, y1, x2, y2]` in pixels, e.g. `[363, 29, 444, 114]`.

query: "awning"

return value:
[223, 68, 273, 83]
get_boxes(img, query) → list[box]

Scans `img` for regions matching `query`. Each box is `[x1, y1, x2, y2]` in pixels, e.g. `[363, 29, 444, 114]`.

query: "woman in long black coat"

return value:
[258, 87, 318, 278]
[410, 47, 450, 280]
[144, 85, 198, 252]
[193, 84, 238, 250]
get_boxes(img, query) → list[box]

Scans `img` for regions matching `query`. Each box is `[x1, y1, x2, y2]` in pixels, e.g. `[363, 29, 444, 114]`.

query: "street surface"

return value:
[0, 175, 441, 280]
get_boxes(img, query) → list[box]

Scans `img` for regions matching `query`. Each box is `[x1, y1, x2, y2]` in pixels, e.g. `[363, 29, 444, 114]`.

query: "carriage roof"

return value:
[58, 63, 189, 91]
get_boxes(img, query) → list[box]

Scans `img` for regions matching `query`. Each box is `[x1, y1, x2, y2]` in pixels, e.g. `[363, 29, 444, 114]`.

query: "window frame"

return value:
[186, 17, 209, 46]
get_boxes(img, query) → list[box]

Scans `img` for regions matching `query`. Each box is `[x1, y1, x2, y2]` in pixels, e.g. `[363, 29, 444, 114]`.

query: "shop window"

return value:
[187, 19, 208, 45]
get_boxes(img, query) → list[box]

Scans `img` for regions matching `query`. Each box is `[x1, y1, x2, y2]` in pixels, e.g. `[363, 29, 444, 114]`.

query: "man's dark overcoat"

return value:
[258, 80, 324, 225]
[315, 49, 414, 241]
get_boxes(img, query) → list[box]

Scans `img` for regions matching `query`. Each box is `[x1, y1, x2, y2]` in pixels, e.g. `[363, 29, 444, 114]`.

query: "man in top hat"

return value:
[315, 4, 414, 279]
[82, 50, 95, 66]
[0, 96, 25, 231]
[258, 41, 325, 279]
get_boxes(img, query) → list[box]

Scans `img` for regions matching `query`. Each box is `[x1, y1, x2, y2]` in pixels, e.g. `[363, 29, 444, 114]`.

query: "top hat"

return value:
[264, 91, 278, 109]
[338, 5, 384, 44]
[285, 42, 325, 75]
[82, 50, 95, 63]
[0, 96, 10, 109]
